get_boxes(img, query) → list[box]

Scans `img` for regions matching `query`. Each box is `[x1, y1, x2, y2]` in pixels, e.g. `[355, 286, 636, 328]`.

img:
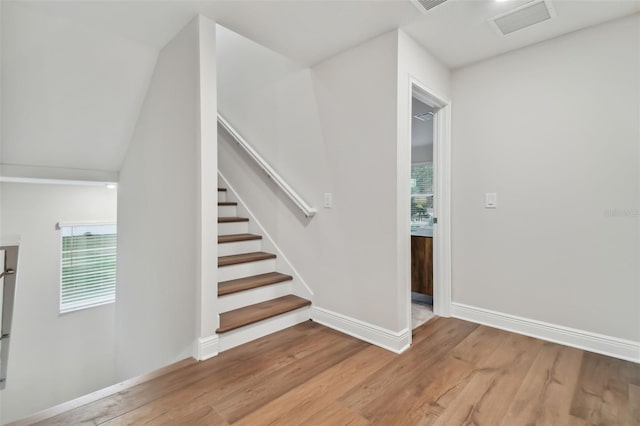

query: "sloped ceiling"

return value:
[1, 2, 158, 174]
[0, 0, 420, 177]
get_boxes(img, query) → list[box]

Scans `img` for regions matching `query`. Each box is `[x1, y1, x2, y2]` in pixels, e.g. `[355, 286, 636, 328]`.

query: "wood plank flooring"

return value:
[19, 318, 639, 426]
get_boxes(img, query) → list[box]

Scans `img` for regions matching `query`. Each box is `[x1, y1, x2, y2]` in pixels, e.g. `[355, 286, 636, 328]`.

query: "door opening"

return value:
[410, 96, 436, 329]
[407, 80, 452, 334]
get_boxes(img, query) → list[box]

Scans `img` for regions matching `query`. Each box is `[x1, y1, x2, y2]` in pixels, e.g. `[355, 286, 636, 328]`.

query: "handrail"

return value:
[0, 244, 19, 389]
[217, 114, 317, 218]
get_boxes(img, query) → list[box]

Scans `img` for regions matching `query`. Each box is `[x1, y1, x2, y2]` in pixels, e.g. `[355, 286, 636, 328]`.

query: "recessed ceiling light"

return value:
[106, 183, 117, 189]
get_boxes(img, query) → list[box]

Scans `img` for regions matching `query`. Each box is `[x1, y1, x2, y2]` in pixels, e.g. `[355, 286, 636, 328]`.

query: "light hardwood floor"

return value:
[20, 318, 640, 425]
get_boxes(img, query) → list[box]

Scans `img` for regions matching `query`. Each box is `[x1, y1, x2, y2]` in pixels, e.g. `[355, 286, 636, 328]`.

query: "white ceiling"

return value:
[2, 0, 638, 175]
[13, 1, 421, 66]
[1, 2, 158, 173]
[0, 0, 420, 174]
[403, 0, 640, 69]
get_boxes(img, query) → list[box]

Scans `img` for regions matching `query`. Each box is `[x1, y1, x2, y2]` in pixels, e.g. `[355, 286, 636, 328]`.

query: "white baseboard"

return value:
[311, 306, 411, 354]
[451, 302, 640, 363]
[196, 335, 219, 361]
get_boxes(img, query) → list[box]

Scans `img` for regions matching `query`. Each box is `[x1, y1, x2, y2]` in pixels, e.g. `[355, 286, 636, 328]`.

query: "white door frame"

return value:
[406, 77, 452, 329]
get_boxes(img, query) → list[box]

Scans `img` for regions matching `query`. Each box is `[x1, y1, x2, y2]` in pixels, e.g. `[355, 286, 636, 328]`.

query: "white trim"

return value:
[0, 237, 21, 247]
[311, 306, 411, 354]
[432, 102, 452, 318]
[0, 163, 118, 183]
[451, 302, 640, 363]
[218, 172, 314, 299]
[195, 335, 219, 361]
[217, 114, 317, 218]
[56, 221, 116, 229]
[0, 177, 117, 187]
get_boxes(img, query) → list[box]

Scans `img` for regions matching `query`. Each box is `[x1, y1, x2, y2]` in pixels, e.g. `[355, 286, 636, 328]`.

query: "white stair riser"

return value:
[218, 221, 248, 235]
[218, 239, 262, 257]
[218, 258, 276, 282]
[218, 281, 293, 312]
[218, 191, 226, 202]
[218, 307, 311, 352]
[218, 205, 237, 217]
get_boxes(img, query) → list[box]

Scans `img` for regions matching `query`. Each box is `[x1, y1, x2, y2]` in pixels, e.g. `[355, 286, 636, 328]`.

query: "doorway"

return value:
[407, 80, 452, 332]
[410, 97, 435, 328]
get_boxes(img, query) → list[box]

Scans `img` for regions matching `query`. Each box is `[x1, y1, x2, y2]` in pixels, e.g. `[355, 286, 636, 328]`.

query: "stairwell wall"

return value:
[218, 28, 402, 334]
[116, 15, 217, 380]
[218, 28, 450, 344]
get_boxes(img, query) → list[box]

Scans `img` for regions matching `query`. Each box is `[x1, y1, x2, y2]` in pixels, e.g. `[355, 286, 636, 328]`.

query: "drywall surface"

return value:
[451, 14, 640, 341]
[0, 183, 117, 424]
[195, 15, 219, 348]
[116, 16, 217, 380]
[397, 30, 452, 325]
[218, 28, 405, 331]
[1, 1, 156, 174]
[312, 31, 401, 330]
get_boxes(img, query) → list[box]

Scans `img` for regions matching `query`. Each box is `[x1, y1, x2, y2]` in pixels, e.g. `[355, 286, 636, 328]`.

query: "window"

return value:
[411, 163, 434, 231]
[60, 223, 117, 313]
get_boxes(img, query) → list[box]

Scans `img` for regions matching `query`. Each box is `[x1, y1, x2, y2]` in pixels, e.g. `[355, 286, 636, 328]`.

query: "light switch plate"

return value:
[485, 193, 497, 208]
[323, 193, 333, 208]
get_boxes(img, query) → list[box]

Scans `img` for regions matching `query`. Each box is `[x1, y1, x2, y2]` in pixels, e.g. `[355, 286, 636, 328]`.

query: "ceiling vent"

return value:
[490, 0, 556, 36]
[410, 0, 449, 14]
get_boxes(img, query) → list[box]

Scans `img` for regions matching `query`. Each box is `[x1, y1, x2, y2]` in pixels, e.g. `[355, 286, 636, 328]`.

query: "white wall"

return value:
[0, 183, 117, 424]
[116, 15, 217, 380]
[218, 29, 405, 332]
[311, 31, 401, 331]
[397, 30, 452, 325]
[218, 27, 453, 342]
[451, 14, 640, 343]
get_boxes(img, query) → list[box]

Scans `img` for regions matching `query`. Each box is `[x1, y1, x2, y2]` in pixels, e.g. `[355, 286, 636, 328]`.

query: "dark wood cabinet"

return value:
[411, 236, 433, 296]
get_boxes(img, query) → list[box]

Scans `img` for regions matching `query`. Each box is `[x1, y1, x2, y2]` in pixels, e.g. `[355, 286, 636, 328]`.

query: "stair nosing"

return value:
[216, 295, 311, 333]
[218, 188, 227, 192]
[218, 233, 263, 244]
[218, 217, 249, 223]
[218, 272, 293, 296]
[218, 202, 238, 206]
[218, 251, 276, 267]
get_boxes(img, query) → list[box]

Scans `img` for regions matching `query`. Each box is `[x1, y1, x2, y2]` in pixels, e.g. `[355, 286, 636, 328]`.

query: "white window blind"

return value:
[60, 224, 116, 313]
[411, 163, 434, 228]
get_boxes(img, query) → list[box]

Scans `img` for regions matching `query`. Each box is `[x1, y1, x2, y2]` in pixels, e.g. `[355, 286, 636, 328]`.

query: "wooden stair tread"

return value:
[218, 233, 262, 244]
[218, 188, 227, 192]
[219, 272, 293, 296]
[218, 251, 276, 267]
[216, 295, 311, 333]
[218, 217, 249, 223]
[218, 202, 238, 206]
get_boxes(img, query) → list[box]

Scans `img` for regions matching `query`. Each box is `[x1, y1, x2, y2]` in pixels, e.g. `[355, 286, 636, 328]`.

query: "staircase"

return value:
[216, 186, 311, 351]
